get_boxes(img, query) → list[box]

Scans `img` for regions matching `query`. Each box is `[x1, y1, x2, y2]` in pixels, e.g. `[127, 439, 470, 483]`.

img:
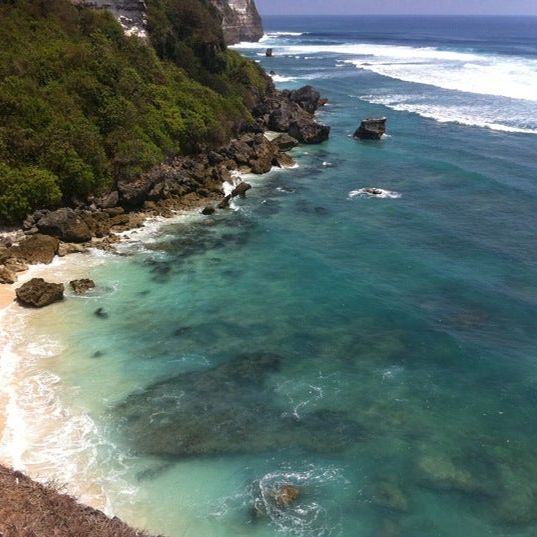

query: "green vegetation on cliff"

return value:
[0, 0, 268, 224]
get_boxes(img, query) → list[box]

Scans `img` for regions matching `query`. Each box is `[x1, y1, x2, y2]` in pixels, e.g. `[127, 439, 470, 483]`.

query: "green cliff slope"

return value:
[0, 0, 268, 224]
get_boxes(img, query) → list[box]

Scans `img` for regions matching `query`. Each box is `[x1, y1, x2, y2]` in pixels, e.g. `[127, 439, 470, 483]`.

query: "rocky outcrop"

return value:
[210, 0, 263, 44]
[16, 278, 64, 308]
[354, 118, 387, 140]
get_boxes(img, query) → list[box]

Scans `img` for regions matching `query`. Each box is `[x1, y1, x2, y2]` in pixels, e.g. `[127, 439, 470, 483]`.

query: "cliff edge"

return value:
[72, 0, 263, 44]
[211, 0, 264, 44]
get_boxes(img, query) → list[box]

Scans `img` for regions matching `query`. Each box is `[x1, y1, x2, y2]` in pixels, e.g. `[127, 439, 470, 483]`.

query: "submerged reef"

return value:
[114, 352, 363, 458]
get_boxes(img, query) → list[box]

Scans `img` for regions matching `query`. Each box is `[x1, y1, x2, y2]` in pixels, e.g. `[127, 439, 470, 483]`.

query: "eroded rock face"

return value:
[16, 278, 64, 308]
[210, 0, 263, 44]
[114, 352, 363, 458]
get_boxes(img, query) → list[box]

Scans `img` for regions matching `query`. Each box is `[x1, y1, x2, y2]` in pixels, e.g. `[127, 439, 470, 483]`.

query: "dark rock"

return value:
[272, 133, 299, 152]
[208, 151, 224, 165]
[94, 307, 109, 319]
[15, 278, 64, 308]
[201, 206, 216, 216]
[36, 208, 92, 243]
[232, 182, 252, 197]
[354, 118, 387, 140]
[114, 352, 363, 458]
[289, 85, 321, 114]
[70, 279, 96, 295]
[0, 234, 59, 265]
[218, 195, 232, 209]
[265, 48, 273, 57]
[288, 120, 330, 144]
[92, 351, 105, 358]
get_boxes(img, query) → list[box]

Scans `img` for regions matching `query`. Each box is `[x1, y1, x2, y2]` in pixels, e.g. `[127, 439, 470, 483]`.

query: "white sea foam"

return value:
[271, 74, 298, 83]
[238, 39, 537, 103]
[359, 94, 537, 134]
[348, 188, 401, 199]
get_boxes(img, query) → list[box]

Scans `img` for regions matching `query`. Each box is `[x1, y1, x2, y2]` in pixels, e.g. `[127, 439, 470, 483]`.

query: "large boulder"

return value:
[288, 120, 330, 144]
[354, 118, 386, 140]
[16, 278, 64, 308]
[36, 208, 92, 243]
[289, 85, 322, 114]
[0, 234, 59, 265]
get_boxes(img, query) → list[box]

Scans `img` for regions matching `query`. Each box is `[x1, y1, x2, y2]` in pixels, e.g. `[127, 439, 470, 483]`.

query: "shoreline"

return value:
[0, 80, 329, 533]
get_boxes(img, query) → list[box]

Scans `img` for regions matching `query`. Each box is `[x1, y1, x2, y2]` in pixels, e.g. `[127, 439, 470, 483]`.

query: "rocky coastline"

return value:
[0, 84, 329, 296]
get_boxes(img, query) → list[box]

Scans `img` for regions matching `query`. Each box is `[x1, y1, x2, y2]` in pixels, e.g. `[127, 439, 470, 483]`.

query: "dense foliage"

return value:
[0, 0, 269, 224]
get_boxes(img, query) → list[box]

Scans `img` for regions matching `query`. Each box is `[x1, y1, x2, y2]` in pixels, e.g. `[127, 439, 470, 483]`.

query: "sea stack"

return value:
[354, 118, 387, 140]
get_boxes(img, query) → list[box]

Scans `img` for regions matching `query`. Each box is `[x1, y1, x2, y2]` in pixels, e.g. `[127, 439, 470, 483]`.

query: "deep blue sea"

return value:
[3, 15, 537, 537]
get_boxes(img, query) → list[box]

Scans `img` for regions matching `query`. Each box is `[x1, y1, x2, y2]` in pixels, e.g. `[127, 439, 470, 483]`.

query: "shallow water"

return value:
[2, 15, 537, 537]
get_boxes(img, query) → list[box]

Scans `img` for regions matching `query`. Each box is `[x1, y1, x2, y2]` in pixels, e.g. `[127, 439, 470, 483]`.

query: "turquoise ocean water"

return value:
[4, 15, 537, 537]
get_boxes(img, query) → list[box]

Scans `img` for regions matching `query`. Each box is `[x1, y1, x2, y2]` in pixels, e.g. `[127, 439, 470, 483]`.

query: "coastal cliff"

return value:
[211, 0, 264, 44]
[72, 0, 263, 44]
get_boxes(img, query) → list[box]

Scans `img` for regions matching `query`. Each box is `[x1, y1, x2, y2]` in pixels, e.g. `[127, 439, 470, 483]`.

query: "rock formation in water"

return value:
[72, 0, 263, 44]
[115, 352, 363, 458]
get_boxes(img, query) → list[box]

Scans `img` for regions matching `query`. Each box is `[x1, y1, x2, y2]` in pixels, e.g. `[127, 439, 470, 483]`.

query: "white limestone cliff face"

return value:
[72, 0, 263, 45]
[211, 0, 263, 44]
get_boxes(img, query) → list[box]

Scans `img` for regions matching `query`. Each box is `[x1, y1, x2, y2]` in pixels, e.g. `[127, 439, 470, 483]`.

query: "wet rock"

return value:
[201, 206, 216, 216]
[273, 484, 300, 508]
[288, 120, 330, 144]
[272, 133, 299, 152]
[114, 352, 363, 458]
[94, 307, 109, 319]
[354, 118, 387, 140]
[0, 234, 59, 265]
[70, 279, 96, 295]
[15, 278, 64, 308]
[0, 266, 16, 284]
[218, 195, 232, 209]
[36, 208, 92, 243]
[232, 182, 252, 198]
[371, 481, 409, 513]
[58, 242, 87, 257]
[265, 48, 273, 57]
